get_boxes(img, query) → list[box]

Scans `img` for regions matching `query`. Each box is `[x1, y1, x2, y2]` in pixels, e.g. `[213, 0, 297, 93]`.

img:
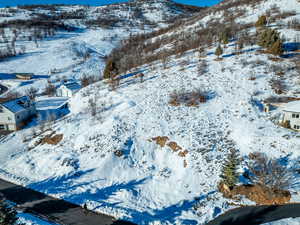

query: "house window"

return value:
[294, 125, 300, 130]
[0, 106, 3, 113]
[292, 114, 299, 118]
[0, 124, 5, 130]
[7, 117, 11, 121]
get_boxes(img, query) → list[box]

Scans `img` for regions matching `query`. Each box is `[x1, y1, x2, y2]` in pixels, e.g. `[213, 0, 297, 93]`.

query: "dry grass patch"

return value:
[169, 89, 209, 107]
[219, 183, 291, 205]
[41, 133, 63, 145]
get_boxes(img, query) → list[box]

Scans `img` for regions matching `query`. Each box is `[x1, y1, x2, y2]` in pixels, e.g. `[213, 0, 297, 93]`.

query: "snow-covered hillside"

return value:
[0, 0, 300, 224]
[0, 0, 199, 96]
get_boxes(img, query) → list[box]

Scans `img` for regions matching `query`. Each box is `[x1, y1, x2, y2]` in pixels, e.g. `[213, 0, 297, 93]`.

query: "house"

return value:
[0, 96, 36, 131]
[56, 81, 81, 98]
[281, 101, 300, 130]
[15, 73, 34, 80]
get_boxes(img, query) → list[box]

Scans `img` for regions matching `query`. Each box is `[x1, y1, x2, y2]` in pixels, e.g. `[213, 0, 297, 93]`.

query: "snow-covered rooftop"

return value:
[62, 82, 81, 92]
[283, 101, 300, 113]
[36, 97, 68, 110]
[1, 96, 31, 113]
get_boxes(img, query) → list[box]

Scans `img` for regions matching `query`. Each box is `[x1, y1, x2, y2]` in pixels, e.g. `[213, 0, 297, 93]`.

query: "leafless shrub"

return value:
[288, 18, 300, 31]
[26, 87, 38, 100]
[270, 78, 286, 94]
[45, 83, 56, 96]
[270, 64, 287, 76]
[292, 55, 300, 76]
[247, 152, 293, 190]
[107, 76, 120, 91]
[88, 98, 97, 117]
[197, 60, 208, 75]
[239, 59, 249, 67]
[80, 75, 98, 88]
[169, 89, 209, 107]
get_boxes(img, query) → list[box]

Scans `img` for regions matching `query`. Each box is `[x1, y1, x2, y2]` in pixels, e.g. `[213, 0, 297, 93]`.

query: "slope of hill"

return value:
[0, 0, 200, 96]
[0, 0, 300, 224]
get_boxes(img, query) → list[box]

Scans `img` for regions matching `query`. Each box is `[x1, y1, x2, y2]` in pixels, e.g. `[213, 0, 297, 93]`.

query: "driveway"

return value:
[207, 203, 300, 225]
[0, 179, 136, 225]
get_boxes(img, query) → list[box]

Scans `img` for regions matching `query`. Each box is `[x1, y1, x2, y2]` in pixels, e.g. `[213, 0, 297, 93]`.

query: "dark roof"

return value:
[63, 82, 81, 91]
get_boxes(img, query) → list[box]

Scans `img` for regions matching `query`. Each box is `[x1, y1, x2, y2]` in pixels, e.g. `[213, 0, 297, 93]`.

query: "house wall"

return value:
[57, 86, 73, 98]
[283, 111, 300, 130]
[0, 100, 36, 131]
[0, 106, 17, 130]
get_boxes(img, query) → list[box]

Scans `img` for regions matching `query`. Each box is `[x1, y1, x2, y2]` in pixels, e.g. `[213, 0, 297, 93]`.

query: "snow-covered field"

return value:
[0, 0, 300, 224]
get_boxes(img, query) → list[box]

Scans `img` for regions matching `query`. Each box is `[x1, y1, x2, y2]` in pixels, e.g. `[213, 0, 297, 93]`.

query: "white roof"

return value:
[36, 97, 68, 110]
[283, 101, 300, 113]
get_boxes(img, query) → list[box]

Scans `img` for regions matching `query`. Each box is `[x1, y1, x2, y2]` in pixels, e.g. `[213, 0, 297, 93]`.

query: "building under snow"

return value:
[56, 81, 81, 98]
[282, 101, 300, 130]
[0, 96, 36, 131]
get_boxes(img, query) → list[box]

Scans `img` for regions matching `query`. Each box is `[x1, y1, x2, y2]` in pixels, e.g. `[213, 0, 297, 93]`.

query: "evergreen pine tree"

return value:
[0, 199, 20, 225]
[103, 58, 117, 79]
[215, 44, 223, 58]
[255, 15, 267, 27]
[220, 149, 240, 189]
[257, 28, 283, 55]
[269, 39, 284, 55]
[219, 32, 229, 45]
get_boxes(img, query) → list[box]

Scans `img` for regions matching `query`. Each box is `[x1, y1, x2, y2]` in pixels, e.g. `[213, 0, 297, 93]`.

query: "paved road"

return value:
[207, 203, 300, 225]
[0, 179, 136, 225]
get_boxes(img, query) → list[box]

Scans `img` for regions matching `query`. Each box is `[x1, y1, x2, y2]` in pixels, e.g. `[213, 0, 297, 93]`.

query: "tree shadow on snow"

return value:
[67, 177, 149, 206]
[94, 190, 215, 225]
[28, 169, 99, 195]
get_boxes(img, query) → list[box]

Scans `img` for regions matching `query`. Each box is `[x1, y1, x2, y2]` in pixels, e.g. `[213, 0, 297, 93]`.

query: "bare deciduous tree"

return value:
[247, 152, 293, 190]
[88, 98, 97, 116]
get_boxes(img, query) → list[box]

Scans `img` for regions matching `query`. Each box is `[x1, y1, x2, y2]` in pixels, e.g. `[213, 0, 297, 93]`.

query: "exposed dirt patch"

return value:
[178, 150, 189, 157]
[219, 183, 291, 205]
[149, 137, 189, 166]
[150, 136, 169, 147]
[41, 133, 63, 145]
[167, 141, 182, 152]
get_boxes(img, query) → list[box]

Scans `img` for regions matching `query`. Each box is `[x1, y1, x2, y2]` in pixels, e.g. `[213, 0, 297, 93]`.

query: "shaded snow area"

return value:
[18, 212, 58, 225]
